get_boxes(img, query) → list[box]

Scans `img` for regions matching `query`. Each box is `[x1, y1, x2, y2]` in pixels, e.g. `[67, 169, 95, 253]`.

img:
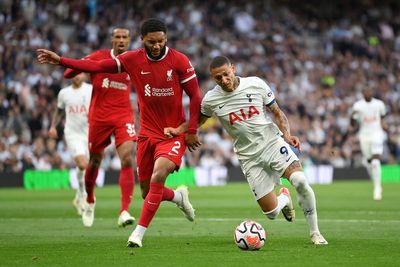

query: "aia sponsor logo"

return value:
[229, 105, 260, 125]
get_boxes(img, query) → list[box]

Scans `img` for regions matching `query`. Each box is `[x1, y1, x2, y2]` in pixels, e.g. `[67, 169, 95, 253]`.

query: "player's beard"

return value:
[145, 45, 166, 60]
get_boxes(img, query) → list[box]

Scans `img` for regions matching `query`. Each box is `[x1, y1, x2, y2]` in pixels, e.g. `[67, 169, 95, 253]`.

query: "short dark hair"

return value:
[209, 56, 231, 71]
[111, 27, 130, 37]
[141, 18, 167, 36]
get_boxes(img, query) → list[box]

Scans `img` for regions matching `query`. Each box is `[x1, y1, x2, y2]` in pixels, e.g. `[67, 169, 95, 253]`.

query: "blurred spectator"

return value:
[1, 0, 399, 173]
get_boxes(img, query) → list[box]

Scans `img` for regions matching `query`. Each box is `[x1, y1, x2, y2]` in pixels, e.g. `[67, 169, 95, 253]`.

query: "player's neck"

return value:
[145, 46, 167, 60]
[72, 83, 82, 89]
[233, 77, 240, 90]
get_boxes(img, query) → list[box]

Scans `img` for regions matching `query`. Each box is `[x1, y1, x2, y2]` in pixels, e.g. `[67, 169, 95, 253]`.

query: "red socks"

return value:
[162, 186, 174, 201]
[138, 182, 164, 227]
[119, 167, 135, 213]
[85, 166, 98, 203]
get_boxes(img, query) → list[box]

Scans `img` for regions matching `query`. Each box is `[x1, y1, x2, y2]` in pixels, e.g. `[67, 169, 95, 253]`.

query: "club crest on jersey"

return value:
[167, 69, 173, 81]
[246, 94, 252, 102]
[229, 105, 260, 126]
[102, 78, 110, 88]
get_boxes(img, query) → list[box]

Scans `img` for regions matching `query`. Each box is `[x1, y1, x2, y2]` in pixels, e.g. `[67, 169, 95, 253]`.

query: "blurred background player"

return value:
[350, 85, 388, 200]
[37, 18, 202, 246]
[63, 28, 137, 227]
[48, 73, 92, 215]
[198, 56, 328, 245]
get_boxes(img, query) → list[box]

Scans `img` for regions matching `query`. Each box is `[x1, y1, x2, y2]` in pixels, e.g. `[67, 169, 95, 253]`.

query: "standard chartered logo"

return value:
[145, 84, 151, 96]
[144, 84, 174, 97]
[101, 78, 127, 90]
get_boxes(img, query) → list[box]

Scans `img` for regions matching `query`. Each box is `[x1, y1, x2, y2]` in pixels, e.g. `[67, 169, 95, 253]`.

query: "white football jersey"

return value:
[57, 82, 92, 137]
[352, 97, 386, 141]
[201, 76, 280, 159]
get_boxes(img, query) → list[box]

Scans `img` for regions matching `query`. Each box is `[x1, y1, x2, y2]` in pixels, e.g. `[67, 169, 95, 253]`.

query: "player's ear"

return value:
[231, 64, 236, 73]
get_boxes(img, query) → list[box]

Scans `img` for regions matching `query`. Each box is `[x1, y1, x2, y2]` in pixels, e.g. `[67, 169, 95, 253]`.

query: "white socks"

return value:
[370, 159, 382, 190]
[290, 171, 320, 235]
[263, 194, 289, 220]
[77, 167, 86, 197]
[132, 225, 147, 240]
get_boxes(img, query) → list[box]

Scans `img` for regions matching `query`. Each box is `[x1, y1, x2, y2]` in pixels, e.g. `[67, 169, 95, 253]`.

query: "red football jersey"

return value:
[86, 49, 133, 124]
[117, 47, 197, 139]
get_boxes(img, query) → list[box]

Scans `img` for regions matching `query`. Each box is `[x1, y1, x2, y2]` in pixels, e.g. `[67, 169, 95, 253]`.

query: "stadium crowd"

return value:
[0, 0, 399, 173]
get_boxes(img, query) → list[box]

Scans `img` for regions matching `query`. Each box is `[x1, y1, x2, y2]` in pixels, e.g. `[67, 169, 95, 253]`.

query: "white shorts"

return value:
[239, 137, 298, 200]
[360, 139, 383, 160]
[65, 134, 89, 158]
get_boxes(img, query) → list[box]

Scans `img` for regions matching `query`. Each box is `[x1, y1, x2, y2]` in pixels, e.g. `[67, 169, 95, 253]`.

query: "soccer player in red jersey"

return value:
[63, 28, 137, 228]
[37, 19, 202, 247]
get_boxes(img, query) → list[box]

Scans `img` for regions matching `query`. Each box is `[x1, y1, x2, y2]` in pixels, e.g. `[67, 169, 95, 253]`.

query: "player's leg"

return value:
[128, 157, 176, 247]
[155, 136, 195, 221]
[283, 161, 328, 245]
[371, 154, 382, 200]
[65, 135, 88, 215]
[360, 140, 383, 200]
[73, 154, 88, 215]
[82, 123, 111, 227]
[116, 140, 136, 227]
[241, 156, 292, 221]
[81, 152, 101, 227]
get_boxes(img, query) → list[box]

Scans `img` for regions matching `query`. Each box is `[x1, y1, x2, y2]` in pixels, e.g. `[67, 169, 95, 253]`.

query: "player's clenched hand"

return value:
[284, 135, 301, 152]
[185, 134, 202, 152]
[164, 127, 181, 138]
[36, 49, 61, 65]
[48, 127, 58, 139]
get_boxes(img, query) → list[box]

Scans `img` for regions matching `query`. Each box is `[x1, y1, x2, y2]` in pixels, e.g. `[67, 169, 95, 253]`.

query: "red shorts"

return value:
[89, 118, 137, 154]
[136, 135, 186, 181]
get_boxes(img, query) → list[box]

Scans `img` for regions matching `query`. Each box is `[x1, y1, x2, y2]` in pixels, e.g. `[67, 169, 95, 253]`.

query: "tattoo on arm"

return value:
[268, 103, 290, 136]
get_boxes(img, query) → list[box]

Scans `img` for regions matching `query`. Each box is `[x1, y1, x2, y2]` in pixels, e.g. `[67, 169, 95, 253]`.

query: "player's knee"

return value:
[371, 158, 380, 166]
[120, 155, 134, 168]
[89, 156, 102, 168]
[263, 206, 279, 220]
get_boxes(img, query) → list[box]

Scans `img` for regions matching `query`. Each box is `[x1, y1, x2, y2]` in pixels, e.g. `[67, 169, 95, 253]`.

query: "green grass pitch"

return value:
[1, 181, 399, 267]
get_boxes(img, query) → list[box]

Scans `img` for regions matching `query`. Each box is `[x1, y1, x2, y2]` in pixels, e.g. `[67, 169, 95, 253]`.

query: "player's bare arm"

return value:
[199, 114, 210, 127]
[267, 102, 301, 151]
[37, 49, 121, 74]
[48, 108, 64, 139]
[381, 115, 389, 132]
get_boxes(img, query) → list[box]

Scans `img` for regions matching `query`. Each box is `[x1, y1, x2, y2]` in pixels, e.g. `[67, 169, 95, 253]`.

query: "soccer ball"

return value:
[234, 220, 266, 250]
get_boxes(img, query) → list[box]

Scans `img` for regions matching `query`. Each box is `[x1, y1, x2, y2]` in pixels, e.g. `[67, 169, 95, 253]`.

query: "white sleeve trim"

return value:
[180, 73, 196, 84]
[115, 58, 122, 73]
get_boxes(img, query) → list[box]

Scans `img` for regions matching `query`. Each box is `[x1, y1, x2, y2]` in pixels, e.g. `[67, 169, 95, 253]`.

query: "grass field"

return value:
[1, 181, 399, 267]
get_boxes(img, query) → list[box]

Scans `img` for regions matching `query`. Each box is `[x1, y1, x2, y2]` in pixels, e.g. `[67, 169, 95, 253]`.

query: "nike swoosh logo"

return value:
[147, 201, 158, 205]
[286, 156, 292, 162]
[218, 104, 225, 109]
[141, 71, 151, 75]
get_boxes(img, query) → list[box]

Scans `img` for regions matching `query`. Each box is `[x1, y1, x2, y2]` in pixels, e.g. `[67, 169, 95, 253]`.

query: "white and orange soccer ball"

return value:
[234, 220, 266, 250]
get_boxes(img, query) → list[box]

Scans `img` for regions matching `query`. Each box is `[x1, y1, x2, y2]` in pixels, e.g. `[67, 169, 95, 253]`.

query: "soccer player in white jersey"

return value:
[48, 73, 92, 215]
[198, 56, 327, 245]
[350, 86, 387, 200]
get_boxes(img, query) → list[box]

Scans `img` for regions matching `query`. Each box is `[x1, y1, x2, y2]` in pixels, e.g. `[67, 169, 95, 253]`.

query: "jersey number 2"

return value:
[168, 141, 181, 156]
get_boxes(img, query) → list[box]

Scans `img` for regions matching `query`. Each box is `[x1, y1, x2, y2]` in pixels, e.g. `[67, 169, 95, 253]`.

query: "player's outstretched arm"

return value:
[37, 49, 120, 74]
